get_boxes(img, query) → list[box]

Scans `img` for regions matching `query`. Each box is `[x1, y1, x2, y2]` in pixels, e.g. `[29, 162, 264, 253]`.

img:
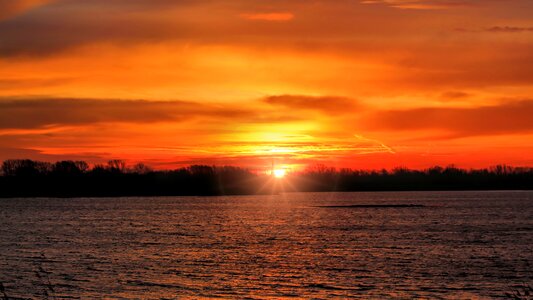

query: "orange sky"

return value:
[0, 0, 532, 171]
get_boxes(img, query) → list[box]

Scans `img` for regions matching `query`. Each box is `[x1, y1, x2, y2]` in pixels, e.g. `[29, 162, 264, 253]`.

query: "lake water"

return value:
[0, 191, 532, 299]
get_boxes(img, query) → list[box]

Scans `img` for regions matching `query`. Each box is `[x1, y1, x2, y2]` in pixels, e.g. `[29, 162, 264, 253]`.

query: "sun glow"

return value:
[273, 169, 286, 178]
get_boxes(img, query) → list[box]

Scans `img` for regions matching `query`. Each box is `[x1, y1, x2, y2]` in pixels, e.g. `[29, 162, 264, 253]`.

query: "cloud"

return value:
[0, 98, 252, 129]
[0, 0, 55, 20]
[0, 96, 396, 169]
[263, 95, 360, 114]
[361, 0, 472, 9]
[0, 147, 104, 164]
[486, 26, 533, 33]
[1, 0, 529, 94]
[361, 0, 515, 10]
[0, 97, 312, 131]
[0, 0, 466, 56]
[390, 42, 533, 89]
[363, 100, 533, 137]
[440, 91, 472, 100]
[240, 12, 294, 21]
[160, 136, 396, 169]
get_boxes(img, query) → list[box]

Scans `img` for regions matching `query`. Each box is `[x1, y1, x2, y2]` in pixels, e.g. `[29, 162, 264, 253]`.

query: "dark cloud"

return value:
[440, 91, 472, 100]
[0, 98, 252, 129]
[0, 0, 403, 56]
[0, 0, 226, 56]
[0, 8, 187, 56]
[364, 100, 533, 137]
[0, 97, 311, 130]
[0, 0, 55, 20]
[0, 147, 105, 164]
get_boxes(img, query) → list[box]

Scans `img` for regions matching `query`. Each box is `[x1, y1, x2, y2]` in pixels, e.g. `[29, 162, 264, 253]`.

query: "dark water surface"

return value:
[0, 191, 532, 299]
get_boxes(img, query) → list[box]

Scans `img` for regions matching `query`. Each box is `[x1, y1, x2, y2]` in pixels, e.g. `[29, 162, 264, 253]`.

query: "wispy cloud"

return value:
[486, 26, 533, 33]
[361, 0, 472, 10]
[240, 12, 294, 22]
[263, 95, 360, 114]
[363, 100, 533, 137]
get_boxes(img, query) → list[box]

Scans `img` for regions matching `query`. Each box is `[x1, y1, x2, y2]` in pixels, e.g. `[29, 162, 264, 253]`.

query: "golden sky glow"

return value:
[1, 0, 532, 170]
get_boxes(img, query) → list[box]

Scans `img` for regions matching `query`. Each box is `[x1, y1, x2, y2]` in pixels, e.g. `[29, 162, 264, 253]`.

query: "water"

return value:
[0, 191, 531, 299]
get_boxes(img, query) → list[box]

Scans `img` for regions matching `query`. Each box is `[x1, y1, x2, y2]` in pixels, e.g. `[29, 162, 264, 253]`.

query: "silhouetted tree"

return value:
[131, 163, 152, 174]
[107, 160, 127, 173]
[0, 159, 532, 197]
[1, 159, 51, 177]
[52, 160, 89, 175]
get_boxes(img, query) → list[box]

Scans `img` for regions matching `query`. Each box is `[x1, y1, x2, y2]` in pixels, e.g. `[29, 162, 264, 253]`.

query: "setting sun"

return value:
[273, 169, 286, 178]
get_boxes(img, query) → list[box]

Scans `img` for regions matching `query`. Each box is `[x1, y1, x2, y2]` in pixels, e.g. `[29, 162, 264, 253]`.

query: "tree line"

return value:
[291, 164, 533, 192]
[0, 159, 532, 197]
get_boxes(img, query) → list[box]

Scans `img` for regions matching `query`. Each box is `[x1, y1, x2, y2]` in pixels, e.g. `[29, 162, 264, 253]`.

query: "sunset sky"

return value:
[1, 0, 532, 171]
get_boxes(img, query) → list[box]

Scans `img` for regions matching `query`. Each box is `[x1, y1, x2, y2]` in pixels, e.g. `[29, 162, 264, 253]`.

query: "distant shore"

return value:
[1, 159, 532, 198]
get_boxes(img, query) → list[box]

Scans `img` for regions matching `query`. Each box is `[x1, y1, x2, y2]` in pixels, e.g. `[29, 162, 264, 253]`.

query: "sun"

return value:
[273, 169, 286, 178]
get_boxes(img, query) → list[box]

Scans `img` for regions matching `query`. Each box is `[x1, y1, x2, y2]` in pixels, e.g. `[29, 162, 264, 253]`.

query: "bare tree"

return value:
[107, 160, 127, 173]
[131, 163, 152, 174]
